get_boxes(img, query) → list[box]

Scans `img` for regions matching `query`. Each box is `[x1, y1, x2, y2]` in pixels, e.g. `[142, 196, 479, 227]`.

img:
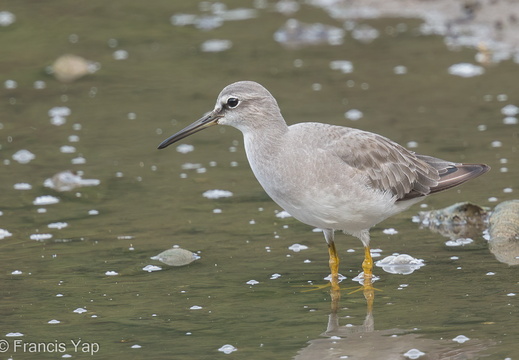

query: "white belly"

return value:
[263, 176, 418, 235]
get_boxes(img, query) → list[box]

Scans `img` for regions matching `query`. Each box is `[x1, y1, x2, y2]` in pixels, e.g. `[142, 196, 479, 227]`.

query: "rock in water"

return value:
[151, 248, 200, 266]
[488, 200, 519, 265]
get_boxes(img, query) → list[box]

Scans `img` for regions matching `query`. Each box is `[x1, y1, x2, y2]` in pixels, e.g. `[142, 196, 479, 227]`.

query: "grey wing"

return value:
[329, 128, 442, 200]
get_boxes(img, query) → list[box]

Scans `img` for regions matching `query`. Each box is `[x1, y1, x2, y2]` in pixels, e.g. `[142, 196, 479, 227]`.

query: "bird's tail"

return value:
[418, 154, 490, 195]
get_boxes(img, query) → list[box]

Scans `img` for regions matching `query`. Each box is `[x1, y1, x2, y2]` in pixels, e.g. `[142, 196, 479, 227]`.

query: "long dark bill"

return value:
[157, 112, 220, 149]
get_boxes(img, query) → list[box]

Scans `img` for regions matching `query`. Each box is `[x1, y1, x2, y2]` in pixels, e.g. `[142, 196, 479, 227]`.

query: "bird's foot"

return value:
[295, 273, 346, 292]
[343, 283, 382, 295]
[298, 281, 381, 295]
[297, 283, 333, 292]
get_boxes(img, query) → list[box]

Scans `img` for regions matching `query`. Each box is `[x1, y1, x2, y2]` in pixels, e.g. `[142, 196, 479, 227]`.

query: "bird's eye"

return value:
[226, 97, 239, 108]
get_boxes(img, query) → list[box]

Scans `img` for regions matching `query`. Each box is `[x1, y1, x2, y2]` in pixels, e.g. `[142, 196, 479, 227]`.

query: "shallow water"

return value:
[1, 1, 518, 359]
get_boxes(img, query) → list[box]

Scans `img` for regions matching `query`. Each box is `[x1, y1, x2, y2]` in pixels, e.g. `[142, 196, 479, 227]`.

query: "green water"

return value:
[0, 1, 517, 359]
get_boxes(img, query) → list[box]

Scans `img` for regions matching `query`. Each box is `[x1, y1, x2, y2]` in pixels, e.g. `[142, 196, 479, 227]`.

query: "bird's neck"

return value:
[243, 118, 287, 165]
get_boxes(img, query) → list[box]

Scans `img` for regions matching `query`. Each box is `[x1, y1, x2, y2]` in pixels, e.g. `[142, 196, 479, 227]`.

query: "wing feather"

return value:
[325, 127, 440, 200]
[294, 123, 489, 201]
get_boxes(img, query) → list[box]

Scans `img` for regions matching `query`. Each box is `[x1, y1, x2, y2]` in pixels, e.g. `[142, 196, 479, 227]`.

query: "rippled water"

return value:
[1, 1, 517, 359]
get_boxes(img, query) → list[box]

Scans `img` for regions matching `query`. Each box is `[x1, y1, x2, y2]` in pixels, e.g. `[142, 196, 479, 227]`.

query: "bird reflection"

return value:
[295, 280, 492, 359]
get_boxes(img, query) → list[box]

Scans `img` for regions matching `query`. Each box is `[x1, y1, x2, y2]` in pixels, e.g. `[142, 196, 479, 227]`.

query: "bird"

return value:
[158, 81, 490, 290]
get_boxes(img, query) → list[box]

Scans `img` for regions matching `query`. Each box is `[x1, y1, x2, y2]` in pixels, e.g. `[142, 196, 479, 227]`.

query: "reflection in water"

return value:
[417, 201, 519, 266]
[1, 1, 518, 358]
[295, 278, 492, 360]
[416, 202, 489, 241]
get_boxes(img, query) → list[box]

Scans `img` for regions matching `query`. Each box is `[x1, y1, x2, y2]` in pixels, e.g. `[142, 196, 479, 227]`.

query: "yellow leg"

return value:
[362, 274, 375, 313]
[362, 245, 373, 278]
[328, 241, 341, 291]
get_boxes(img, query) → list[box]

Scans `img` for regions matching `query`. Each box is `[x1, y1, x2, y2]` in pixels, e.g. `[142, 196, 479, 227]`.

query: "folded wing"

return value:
[327, 127, 489, 201]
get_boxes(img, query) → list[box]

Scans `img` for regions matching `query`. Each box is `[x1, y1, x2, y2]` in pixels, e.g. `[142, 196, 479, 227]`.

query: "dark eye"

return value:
[226, 97, 239, 108]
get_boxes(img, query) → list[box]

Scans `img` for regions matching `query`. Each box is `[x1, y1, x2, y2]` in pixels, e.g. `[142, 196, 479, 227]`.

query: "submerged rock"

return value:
[51, 54, 99, 83]
[44, 170, 100, 192]
[488, 200, 519, 265]
[151, 248, 200, 266]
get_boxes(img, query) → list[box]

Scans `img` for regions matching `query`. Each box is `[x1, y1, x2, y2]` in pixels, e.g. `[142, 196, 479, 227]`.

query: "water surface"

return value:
[1, 1, 517, 359]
